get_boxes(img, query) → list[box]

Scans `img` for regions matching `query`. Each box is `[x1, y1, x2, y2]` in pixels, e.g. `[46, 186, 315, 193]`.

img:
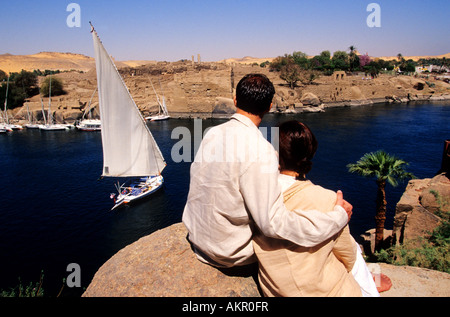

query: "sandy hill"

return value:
[0, 52, 95, 73]
[222, 53, 450, 64]
[375, 52, 450, 61]
[2, 51, 449, 74]
[0, 52, 156, 74]
[220, 56, 275, 65]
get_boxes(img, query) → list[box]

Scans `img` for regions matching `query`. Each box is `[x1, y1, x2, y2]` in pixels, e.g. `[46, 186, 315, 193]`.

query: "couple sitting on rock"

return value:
[182, 73, 383, 297]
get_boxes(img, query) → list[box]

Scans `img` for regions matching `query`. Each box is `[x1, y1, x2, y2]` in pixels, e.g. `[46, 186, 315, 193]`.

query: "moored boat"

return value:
[76, 118, 101, 131]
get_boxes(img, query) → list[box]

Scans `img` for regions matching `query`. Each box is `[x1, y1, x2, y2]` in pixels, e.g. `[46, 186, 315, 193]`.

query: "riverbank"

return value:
[5, 62, 450, 123]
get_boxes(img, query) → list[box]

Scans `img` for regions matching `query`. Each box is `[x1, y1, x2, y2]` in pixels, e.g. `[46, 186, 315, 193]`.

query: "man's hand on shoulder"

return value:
[336, 190, 352, 222]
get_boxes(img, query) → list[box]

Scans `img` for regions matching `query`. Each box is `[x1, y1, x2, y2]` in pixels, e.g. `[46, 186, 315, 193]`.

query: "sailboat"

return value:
[0, 113, 13, 133]
[24, 102, 40, 129]
[145, 78, 170, 121]
[39, 75, 69, 131]
[2, 77, 23, 131]
[76, 88, 101, 131]
[91, 23, 166, 210]
[0, 115, 12, 133]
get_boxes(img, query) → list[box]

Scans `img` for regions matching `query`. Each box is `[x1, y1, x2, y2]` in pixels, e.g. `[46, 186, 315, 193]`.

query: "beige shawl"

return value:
[253, 180, 362, 297]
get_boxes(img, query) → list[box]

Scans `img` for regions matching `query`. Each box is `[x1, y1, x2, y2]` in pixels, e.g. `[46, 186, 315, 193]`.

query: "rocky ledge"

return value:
[393, 172, 450, 244]
[83, 222, 450, 297]
[82, 222, 259, 297]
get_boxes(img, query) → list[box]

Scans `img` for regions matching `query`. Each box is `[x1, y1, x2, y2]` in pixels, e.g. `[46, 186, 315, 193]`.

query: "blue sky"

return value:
[1, 0, 449, 61]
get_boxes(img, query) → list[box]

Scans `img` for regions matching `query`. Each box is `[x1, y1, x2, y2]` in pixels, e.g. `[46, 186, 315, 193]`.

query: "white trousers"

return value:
[351, 242, 380, 297]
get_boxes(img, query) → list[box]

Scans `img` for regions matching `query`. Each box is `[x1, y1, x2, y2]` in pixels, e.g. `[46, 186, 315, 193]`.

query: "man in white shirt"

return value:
[182, 73, 352, 268]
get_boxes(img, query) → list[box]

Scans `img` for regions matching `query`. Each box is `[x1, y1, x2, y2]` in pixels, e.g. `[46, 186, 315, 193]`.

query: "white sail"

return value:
[91, 26, 166, 177]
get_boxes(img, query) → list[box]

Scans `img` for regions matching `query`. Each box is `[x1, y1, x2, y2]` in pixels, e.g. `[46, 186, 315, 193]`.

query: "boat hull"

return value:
[76, 126, 101, 131]
[0, 124, 13, 132]
[145, 115, 170, 121]
[6, 124, 23, 130]
[39, 124, 70, 131]
[112, 175, 164, 210]
[76, 119, 101, 131]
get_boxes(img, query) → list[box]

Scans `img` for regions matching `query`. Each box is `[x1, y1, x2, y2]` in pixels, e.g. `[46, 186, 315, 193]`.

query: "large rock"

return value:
[212, 97, 236, 115]
[82, 222, 260, 297]
[420, 173, 450, 213]
[393, 173, 448, 244]
[300, 92, 321, 106]
[349, 86, 366, 100]
[82, 222, 450, 297]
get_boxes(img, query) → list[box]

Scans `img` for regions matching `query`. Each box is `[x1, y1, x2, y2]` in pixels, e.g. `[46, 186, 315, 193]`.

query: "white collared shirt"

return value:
[182, 113, 347, 267]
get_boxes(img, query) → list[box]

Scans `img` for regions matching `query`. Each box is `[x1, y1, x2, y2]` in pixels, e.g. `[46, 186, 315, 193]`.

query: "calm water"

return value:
[0, 101, 448, 296]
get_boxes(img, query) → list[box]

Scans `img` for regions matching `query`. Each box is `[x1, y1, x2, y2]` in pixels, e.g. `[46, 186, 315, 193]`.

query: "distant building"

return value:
[333, 71, 346, 81]
[415, 65, 450, 73]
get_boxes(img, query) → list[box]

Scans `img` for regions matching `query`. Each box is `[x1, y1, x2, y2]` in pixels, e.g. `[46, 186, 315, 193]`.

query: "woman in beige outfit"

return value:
[253, 120, 362, 297]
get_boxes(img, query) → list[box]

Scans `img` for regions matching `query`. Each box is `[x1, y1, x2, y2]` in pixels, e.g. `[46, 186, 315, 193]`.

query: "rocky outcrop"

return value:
[212, 97, 236, 118]
[393, 173, 449, 244]
[82, 222, 260, 297]
[7, 60, 450, 124]
[83, 221, 450, 297]
[300, 92, 321, 106]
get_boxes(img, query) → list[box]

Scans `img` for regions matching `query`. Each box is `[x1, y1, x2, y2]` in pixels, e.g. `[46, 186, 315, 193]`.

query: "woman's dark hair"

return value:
[278, 120, 318, 176]
[235, 73, 275, 116]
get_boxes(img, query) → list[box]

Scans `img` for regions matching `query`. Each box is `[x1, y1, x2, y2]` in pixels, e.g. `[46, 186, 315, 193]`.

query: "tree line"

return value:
[261, 46, 448, 89]
[0, 70, 65, 110]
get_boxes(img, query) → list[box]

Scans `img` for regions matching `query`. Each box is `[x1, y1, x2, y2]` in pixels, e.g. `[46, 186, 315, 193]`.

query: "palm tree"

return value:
[348, 45, 357, 72]
[347, 150, 415, 250]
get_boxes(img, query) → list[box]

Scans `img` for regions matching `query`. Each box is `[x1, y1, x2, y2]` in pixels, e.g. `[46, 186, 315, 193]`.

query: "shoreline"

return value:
[9, 93, 450, 124]
[165, 94, 450, 120]
[5, 62, 450, 123]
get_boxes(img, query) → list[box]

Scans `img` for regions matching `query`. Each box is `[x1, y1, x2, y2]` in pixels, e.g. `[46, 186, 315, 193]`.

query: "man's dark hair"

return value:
[278, 120, 318, 177]
[235, 73, 275, 116]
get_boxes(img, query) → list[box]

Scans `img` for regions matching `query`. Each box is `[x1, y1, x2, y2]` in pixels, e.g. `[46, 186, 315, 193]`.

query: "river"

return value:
[0, 101, 448, 296]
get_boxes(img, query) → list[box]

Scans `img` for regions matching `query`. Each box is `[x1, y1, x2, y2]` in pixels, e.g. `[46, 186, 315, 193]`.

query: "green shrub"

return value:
[376, 220, 450, 273]
[40, 76, 66, 97]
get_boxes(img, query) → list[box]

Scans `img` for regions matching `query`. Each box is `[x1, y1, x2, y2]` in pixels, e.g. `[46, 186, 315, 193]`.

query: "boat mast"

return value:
[47, 75, 52, 125]
[26, 102, 31, 123]
[86, 87, 97, 120]
[149, 78, 162, 115]
[158, 78, 168, 116]
[40, 93, 47, 125]
[3, 77, 9, 124]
